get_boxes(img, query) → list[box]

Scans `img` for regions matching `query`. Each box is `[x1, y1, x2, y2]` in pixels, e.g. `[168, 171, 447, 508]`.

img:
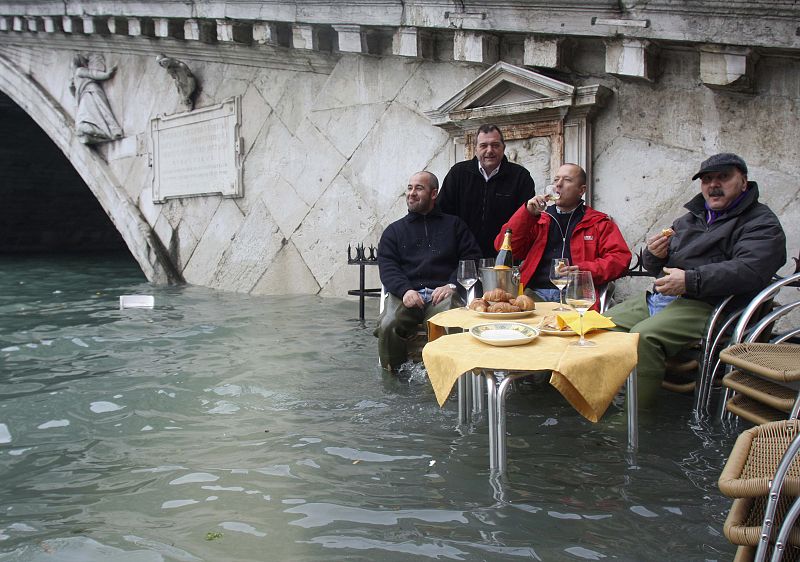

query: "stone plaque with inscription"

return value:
[151, 97, 242, 203]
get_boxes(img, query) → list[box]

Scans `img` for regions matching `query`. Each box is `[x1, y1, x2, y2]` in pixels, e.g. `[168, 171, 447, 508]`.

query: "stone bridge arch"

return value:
[0, 55, 181, 284]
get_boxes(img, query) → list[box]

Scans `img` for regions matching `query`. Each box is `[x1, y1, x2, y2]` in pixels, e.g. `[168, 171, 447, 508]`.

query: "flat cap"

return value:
[692, 153, 748, 180]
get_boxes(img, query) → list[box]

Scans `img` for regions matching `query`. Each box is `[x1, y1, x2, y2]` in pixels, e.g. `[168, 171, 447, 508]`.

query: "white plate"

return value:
[470, 322, 539, 347]
[475, 310, 534, 319]
[539, 327, 577, 336]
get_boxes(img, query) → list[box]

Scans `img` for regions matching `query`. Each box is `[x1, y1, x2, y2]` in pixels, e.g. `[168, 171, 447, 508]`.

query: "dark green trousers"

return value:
[605, 294, 713, 407]
[375, 292, 463, 370]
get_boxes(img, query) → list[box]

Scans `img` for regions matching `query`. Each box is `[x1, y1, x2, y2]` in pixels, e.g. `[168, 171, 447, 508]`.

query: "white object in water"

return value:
[119, 295, 154, 309]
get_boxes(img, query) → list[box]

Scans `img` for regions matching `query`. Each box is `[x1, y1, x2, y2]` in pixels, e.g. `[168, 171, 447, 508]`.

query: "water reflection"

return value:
[0, 255, 739, 560]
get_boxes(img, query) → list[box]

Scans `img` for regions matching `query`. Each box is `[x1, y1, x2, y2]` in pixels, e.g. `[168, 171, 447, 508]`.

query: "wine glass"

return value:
[565, 271, 597, 347]
[550, 258, 571, 311]
[544, 184, 560, 204]
[457, 260, 478, 304]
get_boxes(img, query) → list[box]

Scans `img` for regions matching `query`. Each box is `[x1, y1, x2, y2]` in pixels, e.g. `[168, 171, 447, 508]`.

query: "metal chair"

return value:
[718, 273, 800, 422]
[718, 408, 800, 561]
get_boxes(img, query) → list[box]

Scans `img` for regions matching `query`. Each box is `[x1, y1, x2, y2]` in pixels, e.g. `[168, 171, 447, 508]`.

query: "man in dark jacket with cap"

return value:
[376, 171, 481, 370]
[605, 153, 786, 407]
[438, 124, 535, 258]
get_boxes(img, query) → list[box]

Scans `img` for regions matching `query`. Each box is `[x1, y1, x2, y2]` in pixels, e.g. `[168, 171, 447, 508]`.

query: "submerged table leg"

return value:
[626, 368, 638, 450]
[457, 375, 468, 425]
[472, 372, 483, 414]
[496, 377, 515, 475]
[458, 372, 474, 425]
[485, 374, 498, 472]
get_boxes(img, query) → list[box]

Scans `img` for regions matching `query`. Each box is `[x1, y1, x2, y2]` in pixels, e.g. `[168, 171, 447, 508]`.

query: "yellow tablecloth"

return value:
[423, 305, 639, 422]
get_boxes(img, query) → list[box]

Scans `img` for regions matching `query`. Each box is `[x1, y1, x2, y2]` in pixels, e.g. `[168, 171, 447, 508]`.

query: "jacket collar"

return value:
[684, 181, 760, 218]
[469, 155, 510, 177]
[406, 206, 443, 222]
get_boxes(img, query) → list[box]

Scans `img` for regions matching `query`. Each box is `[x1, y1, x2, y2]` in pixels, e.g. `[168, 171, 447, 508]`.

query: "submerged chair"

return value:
[719, 273, 800, 423]
[719, 413, 800, 561]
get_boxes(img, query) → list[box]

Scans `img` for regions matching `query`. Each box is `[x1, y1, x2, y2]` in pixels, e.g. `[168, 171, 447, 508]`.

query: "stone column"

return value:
[700, 45, 757, 92]
[454, 31, 499, 64]
[81, 16, 95, 35]
[392, 27, 432, 59]
[524, 35, 567, 69]
[333, 24, 363, 53]
[292, 23, 315, 49]
[42, 16, 59, 33]
[605, 38, 658, 81]
[253, 21, 277, 44]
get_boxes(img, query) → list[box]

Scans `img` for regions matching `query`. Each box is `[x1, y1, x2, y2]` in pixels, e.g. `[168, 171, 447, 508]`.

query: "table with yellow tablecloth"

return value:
[423, 304, 640, 474]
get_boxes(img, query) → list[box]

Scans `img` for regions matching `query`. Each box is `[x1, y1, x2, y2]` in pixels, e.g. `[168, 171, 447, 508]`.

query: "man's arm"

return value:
[493, 203, 540, 257]
[377, 225, 413, 299]
[575, 219, 632, 286]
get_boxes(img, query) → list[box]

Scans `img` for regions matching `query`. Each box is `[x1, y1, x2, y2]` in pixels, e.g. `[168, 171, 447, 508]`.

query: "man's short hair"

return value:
[476, 124, 505, 145]
[418, 171, 439, 192]
[563, 162, 587, 186]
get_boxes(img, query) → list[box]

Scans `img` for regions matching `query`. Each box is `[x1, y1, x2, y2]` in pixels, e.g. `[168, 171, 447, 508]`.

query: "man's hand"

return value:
[654, 267, 686, 296]
[431, 284, 455, 306]
[525, 195, 548, 217]
[402, 289, 425, 309]
[646, 231, 671, 259]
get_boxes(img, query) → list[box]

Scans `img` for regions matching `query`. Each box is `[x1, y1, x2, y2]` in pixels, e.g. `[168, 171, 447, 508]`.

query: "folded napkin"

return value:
[555, 311, 616, 335]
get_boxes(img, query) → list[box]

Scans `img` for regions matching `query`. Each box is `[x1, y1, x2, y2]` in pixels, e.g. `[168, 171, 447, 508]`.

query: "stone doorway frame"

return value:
[426, 61, 610, 204]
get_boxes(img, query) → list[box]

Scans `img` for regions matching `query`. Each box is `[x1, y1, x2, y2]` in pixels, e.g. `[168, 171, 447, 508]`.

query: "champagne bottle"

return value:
[495, 228, 513, 270]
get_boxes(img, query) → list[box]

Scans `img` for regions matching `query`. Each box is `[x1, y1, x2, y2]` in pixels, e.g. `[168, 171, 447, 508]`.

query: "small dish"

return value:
[475, 310, 534, 319]
[470, 322, 539, 347]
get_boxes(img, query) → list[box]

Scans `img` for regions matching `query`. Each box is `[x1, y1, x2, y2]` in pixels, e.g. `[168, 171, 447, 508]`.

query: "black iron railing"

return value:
[347, 243, 380, 321]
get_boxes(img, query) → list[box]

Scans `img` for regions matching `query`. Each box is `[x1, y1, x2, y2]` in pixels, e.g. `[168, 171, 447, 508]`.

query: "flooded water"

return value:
[0, 254, 739, 561]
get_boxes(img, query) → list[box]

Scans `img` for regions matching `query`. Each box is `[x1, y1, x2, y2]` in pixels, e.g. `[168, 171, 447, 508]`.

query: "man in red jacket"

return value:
[494, 163, 631, 308]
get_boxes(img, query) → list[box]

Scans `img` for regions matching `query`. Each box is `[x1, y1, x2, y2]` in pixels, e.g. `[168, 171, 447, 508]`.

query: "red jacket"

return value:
[494, 204, 632, 302]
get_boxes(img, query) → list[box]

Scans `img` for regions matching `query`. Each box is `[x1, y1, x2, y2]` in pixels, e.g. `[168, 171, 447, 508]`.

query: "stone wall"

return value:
[0, 1, 797, 298]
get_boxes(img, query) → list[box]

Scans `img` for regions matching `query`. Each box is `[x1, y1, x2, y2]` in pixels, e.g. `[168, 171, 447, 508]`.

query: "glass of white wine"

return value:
[565, 270, 597, 347]
[544, 184, 560, 204]
[550, 258, 571, 311]
[457, 260, 478, 304]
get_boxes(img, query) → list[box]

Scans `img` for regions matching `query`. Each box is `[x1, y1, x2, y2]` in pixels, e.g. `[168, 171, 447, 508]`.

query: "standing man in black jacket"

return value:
[376, 171, 481, 371]
[438, 124, 536, 258]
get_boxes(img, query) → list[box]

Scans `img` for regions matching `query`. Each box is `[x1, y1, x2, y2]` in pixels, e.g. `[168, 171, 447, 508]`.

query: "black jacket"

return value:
[643, 182, 786, 306]
[378, 207, 481, 298]
[438, 156, 535, 258]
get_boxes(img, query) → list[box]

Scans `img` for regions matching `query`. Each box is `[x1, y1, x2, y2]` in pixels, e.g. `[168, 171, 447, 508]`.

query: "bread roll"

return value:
[468, 298, 489, 312]
[511, 294, 535, 311]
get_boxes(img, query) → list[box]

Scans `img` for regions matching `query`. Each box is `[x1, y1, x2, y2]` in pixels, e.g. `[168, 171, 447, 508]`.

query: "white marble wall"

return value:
[0, 39, 797, 299]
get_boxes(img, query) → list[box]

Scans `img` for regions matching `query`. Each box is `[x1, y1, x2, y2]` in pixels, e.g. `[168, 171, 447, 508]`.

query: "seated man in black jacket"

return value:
[376, 171, 481, 371]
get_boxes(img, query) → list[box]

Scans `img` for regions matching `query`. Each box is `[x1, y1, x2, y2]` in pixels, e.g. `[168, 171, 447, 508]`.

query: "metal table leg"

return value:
[457, 375, 468, 425]
[485, 374, 498, 471]
[496, 376, 515, 475]
[472, 372, 484, 414]
[626, 368, 638, 451]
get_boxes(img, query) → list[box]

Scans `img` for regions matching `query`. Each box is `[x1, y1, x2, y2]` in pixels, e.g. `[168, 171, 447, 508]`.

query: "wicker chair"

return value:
[719, 415, 800, 561]
[719, 273, 800, 424]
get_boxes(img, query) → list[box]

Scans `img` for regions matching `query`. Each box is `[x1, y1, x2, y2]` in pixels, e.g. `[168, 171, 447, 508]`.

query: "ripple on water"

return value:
[89, 401, 125, 413]
[0, 423, 10, 444]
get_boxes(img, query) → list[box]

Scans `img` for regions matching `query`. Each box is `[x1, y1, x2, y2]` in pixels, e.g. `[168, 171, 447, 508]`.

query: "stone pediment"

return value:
[426, 62, 578, 133]
[427, 61, 611, 204]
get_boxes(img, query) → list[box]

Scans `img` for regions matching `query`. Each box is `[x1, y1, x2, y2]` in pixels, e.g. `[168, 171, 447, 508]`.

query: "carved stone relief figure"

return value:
[156, 54, 197, 111]
[69, 53, 123, 144]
